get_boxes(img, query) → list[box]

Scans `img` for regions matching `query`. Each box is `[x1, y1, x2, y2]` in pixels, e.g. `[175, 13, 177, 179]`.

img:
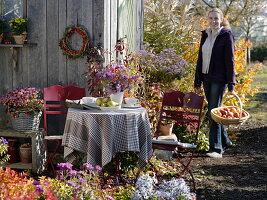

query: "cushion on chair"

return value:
[44, 135, 63, 140]
[152, 139, 197, 148]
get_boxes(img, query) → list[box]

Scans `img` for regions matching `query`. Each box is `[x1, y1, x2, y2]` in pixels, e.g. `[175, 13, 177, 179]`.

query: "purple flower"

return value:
[75, 185, 81, 190]
[83, 163, 94, 170]
[95, 165, 102, 171]
[79, 177, 86, 183]
[35, 185, 43, 193]
[1, 137, 8, 144]
[106, 196, 115, 200]
[32, 181, 40, 185]
[43, 181, 50, 186]
[67, 180, 74, 186]
[69, 170, 78, 176]
[57, 163, 73, 170]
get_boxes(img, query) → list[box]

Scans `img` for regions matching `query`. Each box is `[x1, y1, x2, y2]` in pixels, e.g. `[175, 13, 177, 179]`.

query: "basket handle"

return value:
[222, 92, 243, 119]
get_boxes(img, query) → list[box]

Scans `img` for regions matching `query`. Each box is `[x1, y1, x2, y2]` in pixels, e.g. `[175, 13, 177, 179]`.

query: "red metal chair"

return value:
[43, 85, 86, 175]
[149, 91, 204, 191]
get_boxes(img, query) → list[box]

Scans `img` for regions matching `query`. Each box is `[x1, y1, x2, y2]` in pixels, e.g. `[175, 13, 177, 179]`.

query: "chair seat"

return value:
[152, 139, 197, 148]
[44, 135, 63, 140]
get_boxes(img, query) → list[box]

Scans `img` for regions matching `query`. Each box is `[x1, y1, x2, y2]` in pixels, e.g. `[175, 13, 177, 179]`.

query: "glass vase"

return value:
[110, 91, 124, 107]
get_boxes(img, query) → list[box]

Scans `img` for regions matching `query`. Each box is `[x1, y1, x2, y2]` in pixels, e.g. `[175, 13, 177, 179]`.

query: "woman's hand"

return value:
[227, 90, 235, 95]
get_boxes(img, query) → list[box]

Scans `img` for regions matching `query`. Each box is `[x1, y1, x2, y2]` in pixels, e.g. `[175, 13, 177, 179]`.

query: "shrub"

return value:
[251, 43, 267, 62]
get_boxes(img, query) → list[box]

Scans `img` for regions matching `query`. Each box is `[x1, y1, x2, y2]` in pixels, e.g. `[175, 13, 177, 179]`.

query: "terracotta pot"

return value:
[159, 123, 174, 136]
[19, 145, 32, 163]
[13, 34, 26, 44]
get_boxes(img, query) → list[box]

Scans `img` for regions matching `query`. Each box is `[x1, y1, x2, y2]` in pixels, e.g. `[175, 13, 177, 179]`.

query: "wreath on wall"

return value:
[59, 25, 90, 59]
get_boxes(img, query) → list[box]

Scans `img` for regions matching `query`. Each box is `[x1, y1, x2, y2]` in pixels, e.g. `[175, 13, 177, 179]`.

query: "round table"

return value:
[62, 107, 152, 168]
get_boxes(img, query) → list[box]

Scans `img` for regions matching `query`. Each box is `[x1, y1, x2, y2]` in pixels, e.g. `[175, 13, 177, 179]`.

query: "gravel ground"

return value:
[192, 119, 267, 200]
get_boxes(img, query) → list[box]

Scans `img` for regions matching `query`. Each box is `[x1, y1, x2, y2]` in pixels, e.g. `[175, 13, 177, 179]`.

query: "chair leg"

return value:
[175, 151, 196, 192]
[45, 139, 62, 177]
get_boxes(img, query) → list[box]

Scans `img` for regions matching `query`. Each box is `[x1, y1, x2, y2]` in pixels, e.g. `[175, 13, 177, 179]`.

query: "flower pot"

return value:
[19, 145, 32, 163]
[7, 138, 20, 163]
[159, 123, 174, 136]
[0, 33, 3, 44]
[10, 111, 42, 132]
[110, 91, 124, 106]
[13, 34, 26, 44]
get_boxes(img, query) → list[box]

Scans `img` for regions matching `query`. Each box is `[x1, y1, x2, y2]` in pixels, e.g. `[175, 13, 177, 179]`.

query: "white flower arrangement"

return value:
[132, 174, 195, 200]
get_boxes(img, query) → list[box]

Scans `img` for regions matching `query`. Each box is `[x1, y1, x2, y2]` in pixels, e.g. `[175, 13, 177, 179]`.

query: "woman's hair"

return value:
[208, 8, 231, 30]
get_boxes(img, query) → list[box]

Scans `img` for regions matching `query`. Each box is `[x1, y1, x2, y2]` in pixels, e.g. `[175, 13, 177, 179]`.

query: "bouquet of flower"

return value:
[0, 87, 43, 118]
[9, 17, 27, 35]
[95, 64, 142, 94]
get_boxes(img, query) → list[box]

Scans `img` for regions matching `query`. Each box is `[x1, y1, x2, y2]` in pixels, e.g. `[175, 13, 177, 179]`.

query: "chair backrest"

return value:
[43, 85, 86, 134]
[156, 91, 204, 141]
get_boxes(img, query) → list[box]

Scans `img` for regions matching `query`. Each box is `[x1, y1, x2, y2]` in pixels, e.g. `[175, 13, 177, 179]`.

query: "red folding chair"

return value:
[149, 91, 204, 191]
[43, 85, 86, 176]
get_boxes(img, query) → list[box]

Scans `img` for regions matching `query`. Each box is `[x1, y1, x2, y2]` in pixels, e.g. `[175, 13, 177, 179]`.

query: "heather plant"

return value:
[132, 174, 195, 200]
[133, 48, 189, 91]
[0, 87, 44, 118]
[0, 137, 10, 164]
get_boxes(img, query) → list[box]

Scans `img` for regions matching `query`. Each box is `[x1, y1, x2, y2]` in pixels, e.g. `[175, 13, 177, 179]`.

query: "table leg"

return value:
[115, 153, 123, 185]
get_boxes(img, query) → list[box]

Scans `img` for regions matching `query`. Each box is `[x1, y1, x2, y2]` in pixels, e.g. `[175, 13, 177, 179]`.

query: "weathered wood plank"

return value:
[27, 0, 47, 88]
[79, 0, 94, 90]
[58, 0, 68, 86]
[135, 0, 144, 51]
[110, 0, 118, 52]
[47, 0, 60, 86]
[66, 0, 80, 86]
[0, 48, 13, 94]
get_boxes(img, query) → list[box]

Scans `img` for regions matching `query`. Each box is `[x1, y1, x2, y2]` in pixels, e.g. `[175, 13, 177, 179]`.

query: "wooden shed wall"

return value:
[0, 0, 144, 127]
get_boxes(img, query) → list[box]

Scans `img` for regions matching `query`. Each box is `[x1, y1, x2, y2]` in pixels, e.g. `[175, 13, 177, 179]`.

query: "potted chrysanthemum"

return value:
[0, 87, 43, 132]
[9, 17, 28, 44]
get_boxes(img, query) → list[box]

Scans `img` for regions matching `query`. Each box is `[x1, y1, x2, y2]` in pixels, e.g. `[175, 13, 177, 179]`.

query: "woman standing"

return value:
[194, 8, 235, 158]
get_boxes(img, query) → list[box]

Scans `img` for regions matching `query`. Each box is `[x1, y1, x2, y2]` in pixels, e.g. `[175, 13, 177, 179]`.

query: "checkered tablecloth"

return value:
[62, 107, 152, 168]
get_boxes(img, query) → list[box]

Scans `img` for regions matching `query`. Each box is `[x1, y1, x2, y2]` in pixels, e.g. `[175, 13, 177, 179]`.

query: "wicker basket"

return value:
[10, 111, 42, 132]
[211, 93, 250, 126]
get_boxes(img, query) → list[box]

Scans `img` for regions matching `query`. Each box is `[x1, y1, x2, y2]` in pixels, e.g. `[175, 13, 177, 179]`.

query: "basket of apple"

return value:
[211, 92, 250, 125]
[96, 97, 120, 111]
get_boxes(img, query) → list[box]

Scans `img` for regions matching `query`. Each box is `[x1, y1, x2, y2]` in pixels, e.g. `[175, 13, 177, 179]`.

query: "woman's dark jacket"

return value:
[194, 27, 236, 91]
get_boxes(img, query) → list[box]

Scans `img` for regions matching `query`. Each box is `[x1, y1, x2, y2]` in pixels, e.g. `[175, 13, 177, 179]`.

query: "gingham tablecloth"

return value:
[62, 107, 152, 168]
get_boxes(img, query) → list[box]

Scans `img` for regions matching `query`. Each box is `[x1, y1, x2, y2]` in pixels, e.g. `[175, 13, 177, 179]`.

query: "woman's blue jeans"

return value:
[203, 77, 232, 154]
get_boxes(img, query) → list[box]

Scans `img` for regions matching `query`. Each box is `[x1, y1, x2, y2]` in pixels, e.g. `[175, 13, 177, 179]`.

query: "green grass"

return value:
[243, 63, 267, 121]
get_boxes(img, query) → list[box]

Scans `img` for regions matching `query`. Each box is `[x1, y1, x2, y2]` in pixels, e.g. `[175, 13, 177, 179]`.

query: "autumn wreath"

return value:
[59, 25, 89, 59]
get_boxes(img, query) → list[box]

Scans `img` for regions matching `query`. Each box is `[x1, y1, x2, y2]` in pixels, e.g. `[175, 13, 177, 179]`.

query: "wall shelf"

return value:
[0, 43, 37, 47]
